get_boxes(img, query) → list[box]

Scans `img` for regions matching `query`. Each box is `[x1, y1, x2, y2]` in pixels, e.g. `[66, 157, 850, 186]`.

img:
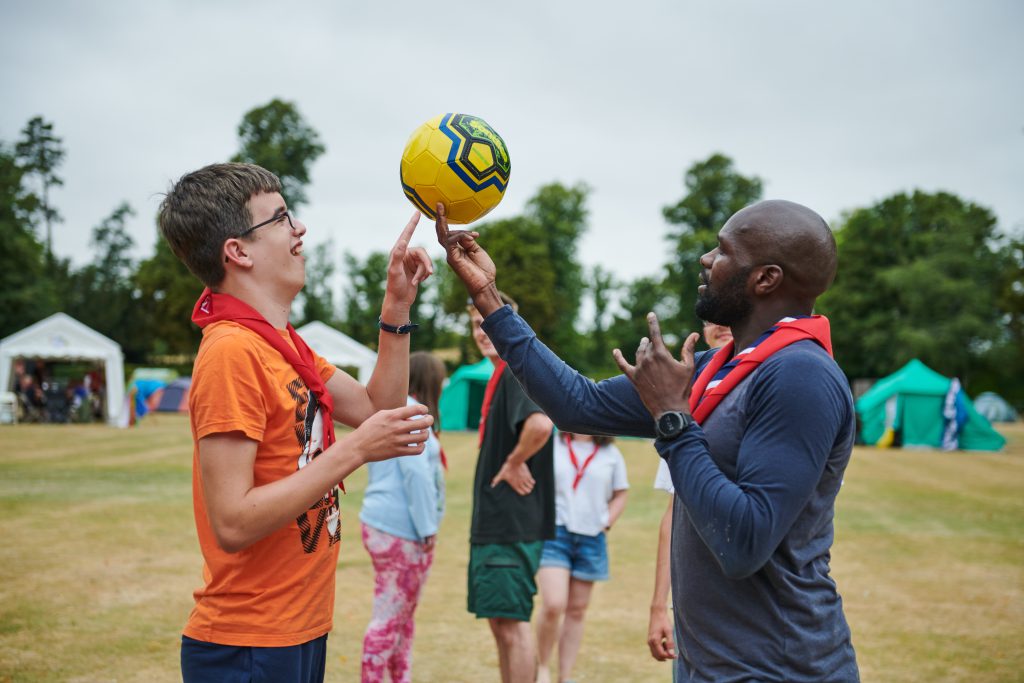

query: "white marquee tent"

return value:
[295, 321, 377, 384]
[0, 313, 125, 426]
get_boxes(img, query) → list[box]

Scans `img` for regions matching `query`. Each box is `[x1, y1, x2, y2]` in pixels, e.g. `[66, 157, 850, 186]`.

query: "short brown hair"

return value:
[157, 163, 282, 286]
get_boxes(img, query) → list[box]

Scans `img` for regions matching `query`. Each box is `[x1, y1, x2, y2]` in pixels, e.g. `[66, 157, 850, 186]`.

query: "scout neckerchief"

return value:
[191, 287, 342, 489]
[565, 433, 600, 491]
[688, 315, 833, 424]
[477, 359, 507, 447]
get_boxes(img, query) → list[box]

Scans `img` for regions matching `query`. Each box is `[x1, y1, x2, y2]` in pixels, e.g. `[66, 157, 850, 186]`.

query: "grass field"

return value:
[0, 416, 1021, 682]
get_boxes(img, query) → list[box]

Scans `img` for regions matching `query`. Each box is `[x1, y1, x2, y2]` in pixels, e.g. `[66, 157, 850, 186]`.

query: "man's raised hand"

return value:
[433, 203, 503, 315]
[612, 313, 698, 419]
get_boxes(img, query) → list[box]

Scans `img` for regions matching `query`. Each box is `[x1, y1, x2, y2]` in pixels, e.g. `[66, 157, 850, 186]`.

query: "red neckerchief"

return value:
[191, 288, 341, 488]
[478, 359, 507, 447]
[688, 316, 833, 424]
[565, 433, 600, 491]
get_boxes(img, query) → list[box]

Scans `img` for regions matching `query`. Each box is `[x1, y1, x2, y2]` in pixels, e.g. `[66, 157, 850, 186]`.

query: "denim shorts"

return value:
[540, 525, 609, 582]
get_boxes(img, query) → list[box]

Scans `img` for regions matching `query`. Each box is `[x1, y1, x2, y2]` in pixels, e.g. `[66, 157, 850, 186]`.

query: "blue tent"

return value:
[973, 392, 1018, 423]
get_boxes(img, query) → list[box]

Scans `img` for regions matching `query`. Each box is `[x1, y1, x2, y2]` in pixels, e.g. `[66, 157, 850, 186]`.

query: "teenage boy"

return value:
[467, 293, 555, 683]
[159, 162, 434, 683]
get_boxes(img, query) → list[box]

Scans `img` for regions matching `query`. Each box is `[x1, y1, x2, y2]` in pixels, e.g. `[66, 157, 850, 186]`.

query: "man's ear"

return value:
[752, 264, 783, 295]
[222, 238, 253, 269]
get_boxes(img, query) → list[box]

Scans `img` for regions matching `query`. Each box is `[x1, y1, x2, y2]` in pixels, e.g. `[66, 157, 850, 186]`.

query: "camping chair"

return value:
[0, 392, 17, 425]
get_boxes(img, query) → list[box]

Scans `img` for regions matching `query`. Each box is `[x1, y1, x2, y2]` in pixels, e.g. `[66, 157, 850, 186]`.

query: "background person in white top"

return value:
[536, 433, 629, 683]
[647, 322, 732, 670]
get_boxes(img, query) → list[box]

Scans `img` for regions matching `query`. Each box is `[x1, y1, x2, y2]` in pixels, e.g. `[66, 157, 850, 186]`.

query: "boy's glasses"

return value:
[236, 211, 297, 238]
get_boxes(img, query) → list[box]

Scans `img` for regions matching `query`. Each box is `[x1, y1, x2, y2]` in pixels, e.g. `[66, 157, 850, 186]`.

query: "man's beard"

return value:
[695, 266, 754, 327]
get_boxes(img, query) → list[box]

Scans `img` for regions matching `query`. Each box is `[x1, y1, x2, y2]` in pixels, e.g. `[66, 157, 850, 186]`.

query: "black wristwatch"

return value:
[378, 317, 419, 334]
[655, 410, 694, 441]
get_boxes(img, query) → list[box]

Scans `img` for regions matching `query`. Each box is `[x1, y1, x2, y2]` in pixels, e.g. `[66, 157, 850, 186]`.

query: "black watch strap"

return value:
[378, 317, 419, 334]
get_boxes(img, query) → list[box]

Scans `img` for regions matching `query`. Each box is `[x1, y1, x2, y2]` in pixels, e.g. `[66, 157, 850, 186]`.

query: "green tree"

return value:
[582, 265, 619, 374]
[525, 182, 590, 358]
[818, 191, 1006, 385]
[340, 251, 390, 349]
[476, 217, 558, 333]
[978, 236, 1024, 409]
[406, 256, 463, 354]
[0, 143, 59, 336]
[607, 275, 673, 365]
[232, 99, 325, 210]
[135, 235, 203, 357]
[295, 239, 337, 327]
[337, 252, 462, 357]
[661, 153, 763, 335]
[66, 203, 145, 359]
[435, 255, 481, 364]
[15, 116, 65, 258]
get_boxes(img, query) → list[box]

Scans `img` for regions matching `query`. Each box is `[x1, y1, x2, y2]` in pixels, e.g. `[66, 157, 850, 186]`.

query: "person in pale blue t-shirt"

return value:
[359, 351, 447, 683]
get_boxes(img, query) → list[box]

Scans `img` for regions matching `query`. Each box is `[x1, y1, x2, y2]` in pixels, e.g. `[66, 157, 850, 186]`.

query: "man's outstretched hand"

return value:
[434, 203, 504, 316]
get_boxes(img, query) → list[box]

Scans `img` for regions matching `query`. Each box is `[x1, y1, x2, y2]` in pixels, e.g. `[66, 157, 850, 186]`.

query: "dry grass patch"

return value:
[0, 417, 1021, 682]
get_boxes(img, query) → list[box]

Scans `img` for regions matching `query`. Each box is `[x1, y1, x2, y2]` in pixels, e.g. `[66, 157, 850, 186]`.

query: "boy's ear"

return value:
[222, 238, 252, 268]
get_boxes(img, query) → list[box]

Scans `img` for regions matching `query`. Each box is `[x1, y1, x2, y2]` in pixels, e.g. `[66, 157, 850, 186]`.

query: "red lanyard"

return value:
[565, 434, 600, 490]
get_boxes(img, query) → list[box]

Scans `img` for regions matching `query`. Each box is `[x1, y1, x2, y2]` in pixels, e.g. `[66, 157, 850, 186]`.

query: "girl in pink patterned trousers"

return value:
[359, 353, 447, 683]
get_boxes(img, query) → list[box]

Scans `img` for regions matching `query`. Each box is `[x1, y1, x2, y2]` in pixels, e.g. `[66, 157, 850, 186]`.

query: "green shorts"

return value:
[467, 541, 544, 621]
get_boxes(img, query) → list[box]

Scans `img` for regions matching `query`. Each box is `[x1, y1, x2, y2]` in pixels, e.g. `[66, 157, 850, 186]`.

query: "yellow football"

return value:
[400, 113, 511, 224]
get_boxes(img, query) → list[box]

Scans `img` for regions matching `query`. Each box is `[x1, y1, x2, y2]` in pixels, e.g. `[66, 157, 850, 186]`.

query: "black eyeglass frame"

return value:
[236, 211, 297, 239]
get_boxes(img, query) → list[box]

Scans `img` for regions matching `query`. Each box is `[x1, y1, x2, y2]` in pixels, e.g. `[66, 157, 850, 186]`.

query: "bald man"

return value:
[437, 200, 859, 682]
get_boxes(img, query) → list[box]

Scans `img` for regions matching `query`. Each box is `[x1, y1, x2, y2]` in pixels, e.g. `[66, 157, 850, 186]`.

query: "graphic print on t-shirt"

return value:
[287, 376, 341, 553]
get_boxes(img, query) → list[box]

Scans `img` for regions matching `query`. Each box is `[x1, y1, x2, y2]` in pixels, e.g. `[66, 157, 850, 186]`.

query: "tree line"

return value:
[1, 101, 1021, 409]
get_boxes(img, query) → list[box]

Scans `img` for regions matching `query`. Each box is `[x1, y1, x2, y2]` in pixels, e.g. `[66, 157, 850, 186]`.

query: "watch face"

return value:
[658, 412, 684, 436]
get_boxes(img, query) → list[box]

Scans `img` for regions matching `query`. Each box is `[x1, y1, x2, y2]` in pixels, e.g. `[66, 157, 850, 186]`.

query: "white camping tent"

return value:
[0, 313, 125, 426]
[295, 321, 377, 384]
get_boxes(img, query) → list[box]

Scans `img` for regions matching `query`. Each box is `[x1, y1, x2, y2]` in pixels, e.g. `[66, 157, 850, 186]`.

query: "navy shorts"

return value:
[540, 525, 609, 581]
[181, 634, 327, 683]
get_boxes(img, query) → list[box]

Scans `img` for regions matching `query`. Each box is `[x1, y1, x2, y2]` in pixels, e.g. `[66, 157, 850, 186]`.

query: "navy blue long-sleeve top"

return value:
[482, 305, 859, 682]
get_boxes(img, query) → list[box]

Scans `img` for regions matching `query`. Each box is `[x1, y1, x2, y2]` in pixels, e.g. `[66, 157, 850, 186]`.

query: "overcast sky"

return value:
[3, 1, 1022, 292]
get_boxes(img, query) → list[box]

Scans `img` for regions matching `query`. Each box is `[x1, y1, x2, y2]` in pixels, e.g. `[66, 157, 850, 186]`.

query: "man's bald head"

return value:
[723, 199, 837, 300]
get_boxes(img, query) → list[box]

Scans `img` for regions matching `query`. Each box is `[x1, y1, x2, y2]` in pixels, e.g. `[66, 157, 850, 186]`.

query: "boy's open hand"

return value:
[346, 403, 434, 464]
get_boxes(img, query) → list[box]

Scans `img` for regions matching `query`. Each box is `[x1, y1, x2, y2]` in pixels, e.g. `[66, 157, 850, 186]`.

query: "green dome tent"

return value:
[439, 358, 495, 431]
[856, 359, 1005, 451]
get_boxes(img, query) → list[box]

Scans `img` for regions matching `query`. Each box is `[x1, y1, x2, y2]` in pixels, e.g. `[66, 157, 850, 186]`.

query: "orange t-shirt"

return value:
[183, 321, 340, 647]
